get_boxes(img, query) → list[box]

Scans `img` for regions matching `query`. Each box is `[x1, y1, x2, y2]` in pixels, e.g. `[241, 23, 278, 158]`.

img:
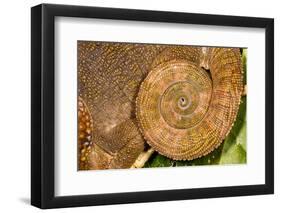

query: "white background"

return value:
[55, 17, 265, 196]
[0, 0, 279, 212]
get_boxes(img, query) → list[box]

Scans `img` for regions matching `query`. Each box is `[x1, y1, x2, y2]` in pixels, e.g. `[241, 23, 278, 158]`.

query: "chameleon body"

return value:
[78, 42, 243, 169]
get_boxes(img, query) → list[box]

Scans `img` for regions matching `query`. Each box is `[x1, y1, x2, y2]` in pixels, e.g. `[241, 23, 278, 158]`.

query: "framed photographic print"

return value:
[31, 3, 274, 209]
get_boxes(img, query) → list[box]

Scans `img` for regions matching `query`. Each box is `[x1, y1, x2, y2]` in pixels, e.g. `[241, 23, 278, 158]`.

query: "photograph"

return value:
[29, 2, 274, 209]
[77, 41, 247, 170]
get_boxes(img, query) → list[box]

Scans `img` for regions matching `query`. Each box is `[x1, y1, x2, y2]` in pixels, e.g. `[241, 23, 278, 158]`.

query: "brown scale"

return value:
[78, 41, 243, 168]
[85, 119, 145, 170]
[78, 41, 165, 169]
[136, 47, 243, 160]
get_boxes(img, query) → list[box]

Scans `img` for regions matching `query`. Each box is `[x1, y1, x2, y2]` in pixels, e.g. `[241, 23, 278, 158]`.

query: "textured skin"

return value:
[136, 47, 243, 160]
[78, 41, 243, 169]
[78, 41, 164, 169]
[85, 119, 145, 170]
[78, 97, 94, 170]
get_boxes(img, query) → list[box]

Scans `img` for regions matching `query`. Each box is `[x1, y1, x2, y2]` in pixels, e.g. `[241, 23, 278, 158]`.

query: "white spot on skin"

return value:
[202, 47, 207, 54]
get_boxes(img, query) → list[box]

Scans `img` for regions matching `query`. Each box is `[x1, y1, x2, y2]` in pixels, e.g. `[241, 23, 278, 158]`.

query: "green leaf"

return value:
[219, 96, 247, 164]
[144, 153, 174, 168]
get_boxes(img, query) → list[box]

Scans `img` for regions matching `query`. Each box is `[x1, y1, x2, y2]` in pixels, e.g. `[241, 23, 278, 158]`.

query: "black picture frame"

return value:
[31, 3, 274, 209]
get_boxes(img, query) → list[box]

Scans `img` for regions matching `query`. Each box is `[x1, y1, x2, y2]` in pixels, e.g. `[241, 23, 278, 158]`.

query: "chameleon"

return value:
[77, 41, 243, 169]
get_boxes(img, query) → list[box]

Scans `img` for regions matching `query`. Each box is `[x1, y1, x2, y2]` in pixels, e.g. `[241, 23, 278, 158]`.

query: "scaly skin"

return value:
[78, 41, 165, 169]
[136, 47, 243, 160]
[78, 42, 243, 169]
